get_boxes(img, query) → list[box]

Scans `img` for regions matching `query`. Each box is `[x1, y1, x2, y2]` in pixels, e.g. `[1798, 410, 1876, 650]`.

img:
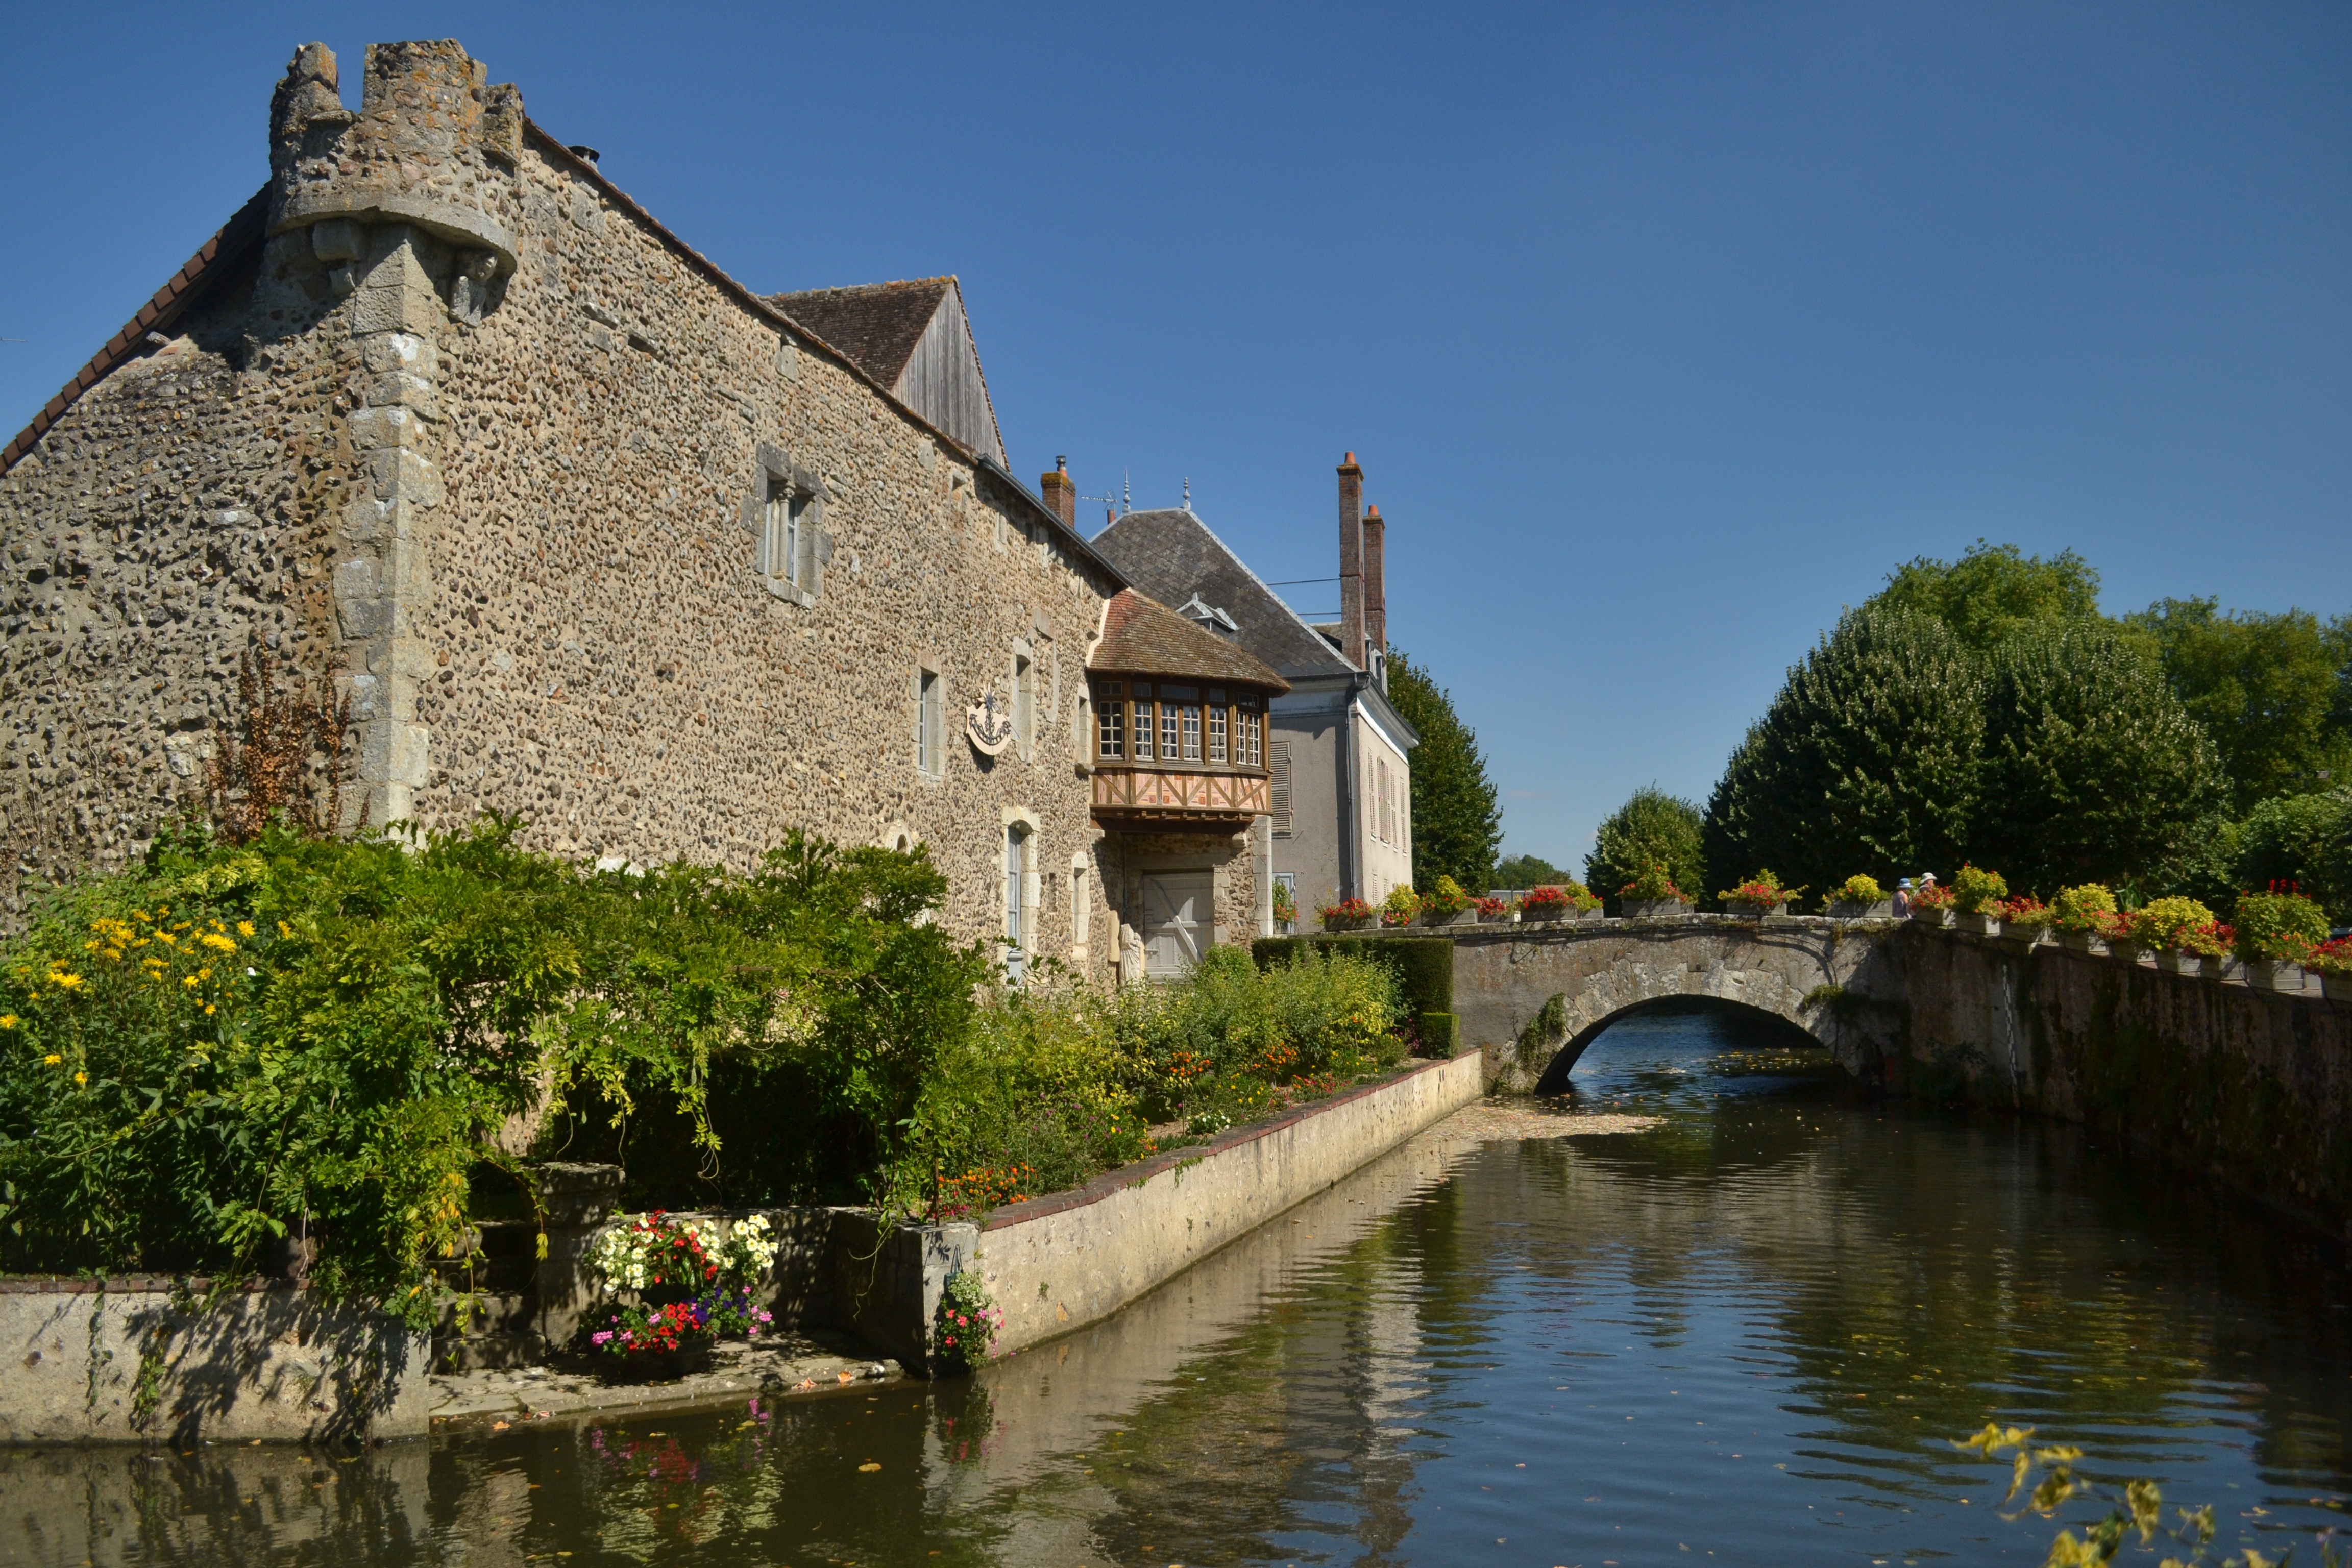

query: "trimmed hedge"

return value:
[1252, 935, 1454, 1019]
[1417, 1011, 1460, 1060]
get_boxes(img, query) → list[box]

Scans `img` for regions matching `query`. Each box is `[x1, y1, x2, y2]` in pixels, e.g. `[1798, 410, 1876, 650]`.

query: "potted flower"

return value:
[1570, 883, 1604, 919]
[1949, 865, 2008, 936]
[1520, 885, 1573, 923]
[2094, 908, 2147, 965]
[1272, 879, 1298, 935]
[589, 1210, 723, 1305]
[1823, 874, 1894, 920]
[2129, 897, 2217, 976]
[2050, 884, 2116, 953]
[1618, 862, 1691, 919]
[1419, 876, 1478, 927]
[1474, 895, 1511, 923]
[587, 1297, 717, 1382]
[1994, 894, 2054, 946]
[1319, 897, 1374, 932]
[2183, 918, 2235, 980]
[1908, 879, 1956, 926]
[2305, 935, 2352, 1002]
[2231, 882, 2328, 992]
[1380, 884, 1421, 929]
[1719, 870, 1802, 918]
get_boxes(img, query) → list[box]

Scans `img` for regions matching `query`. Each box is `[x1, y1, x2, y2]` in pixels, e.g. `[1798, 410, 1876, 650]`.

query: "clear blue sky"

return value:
[6, 4, 2347, 868]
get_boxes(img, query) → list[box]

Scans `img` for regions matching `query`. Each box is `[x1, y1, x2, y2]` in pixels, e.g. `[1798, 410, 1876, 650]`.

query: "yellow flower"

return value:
[74, 1072, 86, 1086]
[199, 933, 237, 954]
[52, 973, 82, 990]
[134, 911, 151, 923]
[42, 1054, 60, 1065]
[237, 922, 256, 938]
[277, 921, 292, 940]
[182, 974, 202, 989]
[204, 1004, 216, 1016]
[0, 1015, 17, 1030]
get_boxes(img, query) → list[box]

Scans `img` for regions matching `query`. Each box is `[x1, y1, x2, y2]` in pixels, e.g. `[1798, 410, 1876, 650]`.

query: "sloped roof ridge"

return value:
[1112, 506, 1362, 675]
[1090, 587, 1289, 691]
[2, 185, 270, 474]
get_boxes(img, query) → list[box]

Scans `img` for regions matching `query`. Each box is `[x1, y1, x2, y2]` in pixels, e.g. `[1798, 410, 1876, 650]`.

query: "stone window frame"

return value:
[1011, 637, 1037, 762]
[740, 442, 829, 607]
[912, 656, 946, 782]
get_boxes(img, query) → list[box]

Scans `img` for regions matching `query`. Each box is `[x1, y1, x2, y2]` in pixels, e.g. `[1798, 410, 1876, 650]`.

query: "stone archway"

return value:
[1442, 918, 1906, 1093]
[1530, 993, 1827, 1095]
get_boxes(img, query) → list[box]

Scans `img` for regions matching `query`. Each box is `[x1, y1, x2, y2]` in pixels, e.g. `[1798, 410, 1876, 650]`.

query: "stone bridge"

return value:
[1442, 915, 1906, 1093]
[1394, 915, 2352, 1239]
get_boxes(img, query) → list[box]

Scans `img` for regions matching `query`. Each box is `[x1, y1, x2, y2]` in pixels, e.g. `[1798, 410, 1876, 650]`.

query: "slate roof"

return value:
[765, 278, 953, 387]
[1091, 509, 1358, 681]
[1089, 589, 1288, 692]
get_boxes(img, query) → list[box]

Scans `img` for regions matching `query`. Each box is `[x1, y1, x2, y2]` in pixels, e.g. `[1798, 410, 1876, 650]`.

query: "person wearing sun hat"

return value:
[1893, 877, 1913, 917]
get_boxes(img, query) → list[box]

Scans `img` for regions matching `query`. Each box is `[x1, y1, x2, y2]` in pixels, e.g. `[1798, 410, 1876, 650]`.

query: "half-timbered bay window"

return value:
[1084, 590, 1290, 831]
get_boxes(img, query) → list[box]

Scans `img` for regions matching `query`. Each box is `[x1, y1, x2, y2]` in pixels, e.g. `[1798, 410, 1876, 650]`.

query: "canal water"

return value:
[6, 1003, 2348, 1566]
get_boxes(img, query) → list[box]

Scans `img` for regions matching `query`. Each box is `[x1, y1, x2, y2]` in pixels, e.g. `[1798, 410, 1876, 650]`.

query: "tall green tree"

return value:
[1972, 619, 2226, 896]
[2121, 598, 2351, 814]
[1587, 786, 1707, 914]
[1703, 604, 1983, 901]
[1492, 852, 1567, 889]
[1874, 540, 2105, 653]
[2234, 788, 2352, 924]
[1384, 648, 1502, 894]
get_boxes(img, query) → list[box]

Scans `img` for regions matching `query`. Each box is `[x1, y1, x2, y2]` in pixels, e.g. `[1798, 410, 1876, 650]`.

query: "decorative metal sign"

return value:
[966, 688, 1015, 756]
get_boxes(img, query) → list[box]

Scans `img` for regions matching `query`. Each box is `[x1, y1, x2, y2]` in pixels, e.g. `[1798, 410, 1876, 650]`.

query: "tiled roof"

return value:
[1089, 589, 1289, 691]
[1092, 508, 1358, 681]
[764, 278, 953, 388]
[2, 185, 270, 474]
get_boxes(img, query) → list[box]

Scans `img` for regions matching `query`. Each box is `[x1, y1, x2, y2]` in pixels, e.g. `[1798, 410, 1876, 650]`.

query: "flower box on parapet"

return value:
[1617, 863, 1690, 919]
[1719, 871, 1802, 919]
[2050, 884, 2115, 954]
[1418, 877, 1479, 927]
[2234, 884, 2328, 994]
[2306, 937, 2352, 1002]
[1822, 874, 1893, 920]
[1948, 866, 2008, 936]
[1318, 898, 1374, 933]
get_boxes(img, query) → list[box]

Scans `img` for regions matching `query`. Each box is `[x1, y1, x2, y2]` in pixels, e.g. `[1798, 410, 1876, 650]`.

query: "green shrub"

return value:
[2234, 789, 2351, 925]
[1251, 936, 1453, 1018]
[2051, 883, 2116, 932]
[0, 817, 984, 1322]
[1951, 865, 2009, 915]
[1416, 1011, 1460, 1060]
[2231, 885, 2329, 962]
[1825, 873, 1887, 909]
[2128, 896, 2216, 953]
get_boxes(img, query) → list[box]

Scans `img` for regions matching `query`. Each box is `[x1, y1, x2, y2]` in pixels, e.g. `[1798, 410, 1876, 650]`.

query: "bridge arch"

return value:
[1442, 918, 1903, 1094]
[1531, 993, 1826, 1095]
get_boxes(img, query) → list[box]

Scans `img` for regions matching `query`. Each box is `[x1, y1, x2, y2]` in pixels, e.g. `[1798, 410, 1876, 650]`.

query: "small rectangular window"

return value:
[1208, 704, 1227, 764]
[1098, 695, 1124, 758]
[1270, 740, 1293, 837]
[764, 476, 812, 586]
[1181, 705, 1201, 763]
[1160, 704, 1180, 762]
[1014, 654, 1035, 753]
[1133, 700, 1154, 761]
[917, 668, 943, 776]
[1243, 708, 1262, 768]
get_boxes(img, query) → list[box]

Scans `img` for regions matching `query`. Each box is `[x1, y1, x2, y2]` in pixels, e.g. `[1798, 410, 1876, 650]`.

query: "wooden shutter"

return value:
[1270, 740, 1293, 838]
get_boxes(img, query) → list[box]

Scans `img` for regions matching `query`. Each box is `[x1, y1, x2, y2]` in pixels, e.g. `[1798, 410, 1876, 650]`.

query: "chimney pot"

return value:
[1040, 460, 1077, 528]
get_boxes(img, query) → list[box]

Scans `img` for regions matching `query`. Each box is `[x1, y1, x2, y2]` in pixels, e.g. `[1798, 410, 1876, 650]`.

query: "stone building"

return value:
[1091, 456, 1417, 919]
[0, 37, 1168, 970]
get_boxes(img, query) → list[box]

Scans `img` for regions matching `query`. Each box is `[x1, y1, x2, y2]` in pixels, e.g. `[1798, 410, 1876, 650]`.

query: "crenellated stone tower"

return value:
[261, 40, 522, 827]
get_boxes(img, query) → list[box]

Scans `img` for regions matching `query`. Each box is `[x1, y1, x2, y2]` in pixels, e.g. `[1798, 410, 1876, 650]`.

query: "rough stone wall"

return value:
[0, 236, 351, 913]
[405, 132, 1116, 960]
[0, 40, 1126, 970]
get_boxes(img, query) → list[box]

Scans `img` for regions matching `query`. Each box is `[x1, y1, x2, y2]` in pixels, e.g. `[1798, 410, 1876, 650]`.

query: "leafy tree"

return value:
[1702, 604, 1983, 901]
[1384, 648, 1502, 895]
[1587, 786, 1706, 914]
[1874, 539, 2104, 653]
[1973, 619, 2225, 897]
[1491, 852, 1567, 889]
[2121, 598, 2352, 815]
[2234, 788, 2351, 925]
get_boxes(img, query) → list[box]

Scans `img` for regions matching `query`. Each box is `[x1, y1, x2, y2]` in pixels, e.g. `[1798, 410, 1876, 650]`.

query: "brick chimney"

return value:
[1337, 452, 1365, 669]
[1041, 455, 1076, 527]
[1363, 502, 1387, 679]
